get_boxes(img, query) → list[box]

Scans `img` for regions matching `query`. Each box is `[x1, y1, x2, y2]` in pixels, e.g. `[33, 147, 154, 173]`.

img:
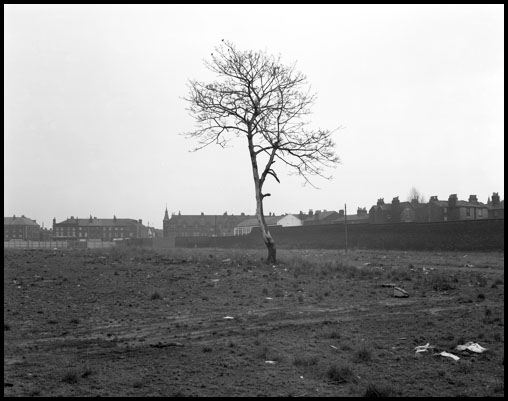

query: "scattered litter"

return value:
[222, 258, 231, 263]
[437, 351, 460, 361]
[211, 279, 219, 282]
[382, 283, 396, 287]
[464, 263, 474, 268]
[265, 360, 276, 365]
[223, 316, 234, 320]
[415, 343, 432, 353]
[393, 287, 409, 298]
[300, 376, 304, 379]
[456, 342, 488, 353]
[330, 345, 338, 349]
[363, 262, 372, 266]
[397, 337, 407, 340]
[265, 297, 273, 300]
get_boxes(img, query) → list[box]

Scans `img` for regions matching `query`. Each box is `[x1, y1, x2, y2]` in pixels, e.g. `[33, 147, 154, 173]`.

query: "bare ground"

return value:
[3, 247, 504, 397]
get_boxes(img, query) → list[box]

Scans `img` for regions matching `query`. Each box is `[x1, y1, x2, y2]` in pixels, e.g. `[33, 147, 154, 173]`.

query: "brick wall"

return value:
[175, 219, 504, 252]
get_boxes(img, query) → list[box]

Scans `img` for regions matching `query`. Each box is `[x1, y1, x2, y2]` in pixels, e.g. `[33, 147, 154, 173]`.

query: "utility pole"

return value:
[344, 203, 348, 254]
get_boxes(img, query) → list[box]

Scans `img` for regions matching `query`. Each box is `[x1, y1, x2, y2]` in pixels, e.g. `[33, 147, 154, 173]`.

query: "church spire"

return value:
[164, 204, 170, 221]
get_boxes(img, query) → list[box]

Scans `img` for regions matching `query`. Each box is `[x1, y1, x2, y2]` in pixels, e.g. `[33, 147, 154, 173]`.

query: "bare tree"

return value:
[183, 40, 340, 264]
[407, 187, 426, 203]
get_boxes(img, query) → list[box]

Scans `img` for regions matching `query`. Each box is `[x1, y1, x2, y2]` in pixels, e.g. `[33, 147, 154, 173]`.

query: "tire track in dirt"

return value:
[5, 294, 490, 357]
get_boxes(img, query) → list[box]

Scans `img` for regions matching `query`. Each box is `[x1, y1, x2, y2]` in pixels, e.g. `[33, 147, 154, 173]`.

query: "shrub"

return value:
[364, 382, 398, 397]
[353, 346, 372, 363]
[325, 364, 354, 384]
[150, 291, 162, 300]
[293, 354, 319, 367]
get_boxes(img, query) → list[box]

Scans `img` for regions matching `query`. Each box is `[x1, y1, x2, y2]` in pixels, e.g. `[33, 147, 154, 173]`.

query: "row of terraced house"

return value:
[4, 192, 504, 242]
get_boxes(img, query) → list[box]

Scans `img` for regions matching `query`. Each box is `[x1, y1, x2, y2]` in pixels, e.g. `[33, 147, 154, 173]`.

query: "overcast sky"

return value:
[4, 4, 504, 229]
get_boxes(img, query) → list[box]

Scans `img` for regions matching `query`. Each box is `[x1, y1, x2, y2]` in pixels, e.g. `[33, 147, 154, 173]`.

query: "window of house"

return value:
[443, 207, 447, 213]
[478, 209, 482, 217]
[466, 208, 471, 217]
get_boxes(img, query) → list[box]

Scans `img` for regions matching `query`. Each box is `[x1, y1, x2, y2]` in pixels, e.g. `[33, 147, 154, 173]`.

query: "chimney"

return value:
[392, 196, 400, 206]
[308, 209, 314, 216]
[241, 212, 245, 216]
[492, 192, 500, 206]
[430, 196, 438, 201]
[448, 194, 458, 208]
[113, 215, 117, 222]
[468, 195, 478, 204]
[138, 219, 142, 224]
[338, 210, 345, 218]
[89, 215, 93, 222]
[201, 212, 204, 216]
[377, 198, 384, 206]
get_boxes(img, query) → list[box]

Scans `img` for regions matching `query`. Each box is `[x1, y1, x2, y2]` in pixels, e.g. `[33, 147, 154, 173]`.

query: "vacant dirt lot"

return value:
[4, 247, 504, 397]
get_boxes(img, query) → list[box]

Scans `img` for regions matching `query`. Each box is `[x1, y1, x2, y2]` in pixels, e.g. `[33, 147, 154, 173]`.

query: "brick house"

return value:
[332, 207, 370, 224]
[436, 194, 489, 221]
[300, 209, 340, 225]
[4, 215, 41, 241]
[52, 215, 149, 241]
[486, 192, 504, 219]
[164, 208, 253, 237]
[370, 194, 490, 223]
[234, 214, 302, 236]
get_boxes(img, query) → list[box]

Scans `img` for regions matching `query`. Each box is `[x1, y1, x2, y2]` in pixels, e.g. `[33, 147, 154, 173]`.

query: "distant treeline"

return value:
[175, 219, 504, 252]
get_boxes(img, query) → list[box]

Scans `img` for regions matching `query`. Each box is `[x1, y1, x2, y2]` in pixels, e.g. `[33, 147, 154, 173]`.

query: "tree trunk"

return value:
[248, 132, 277, 264]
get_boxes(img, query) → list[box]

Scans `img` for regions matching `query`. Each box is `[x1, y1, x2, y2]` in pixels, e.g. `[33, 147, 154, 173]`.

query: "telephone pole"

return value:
[344, 203, 348, 254]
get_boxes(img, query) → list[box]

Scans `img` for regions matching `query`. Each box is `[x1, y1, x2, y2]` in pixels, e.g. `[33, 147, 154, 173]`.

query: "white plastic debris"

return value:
[223, 316, 234, 320]
[438, 351, 460, 361]
[456, 342, 488, 353]
[415, 343, 432, 353]
[265, 360, 276, 364]
[265, 297, 273, 300]
[393, 287, 409, 298]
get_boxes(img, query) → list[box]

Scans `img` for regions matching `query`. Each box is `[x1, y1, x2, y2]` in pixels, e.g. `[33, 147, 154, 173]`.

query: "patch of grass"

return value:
[322, 328, 341, 339]
[4, 323, 10, 331]
[293, 354, 319, 367]
[62, 370, 79, 384]
[364, 382, 399, 397]
[150, 291, 162, 300]
[325, 364, 355, 384]
[455, 360, 473, 374]
[425, 271, 456, 291]
[202, 346, 213, 353]
[473, 273, 488, 287]
[47, 319, 58, 325]
[353, 346, 373, 363]
[81, 367, 93, 378]
[340, 343, 353, 351]
[69, 318, 80, 324]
